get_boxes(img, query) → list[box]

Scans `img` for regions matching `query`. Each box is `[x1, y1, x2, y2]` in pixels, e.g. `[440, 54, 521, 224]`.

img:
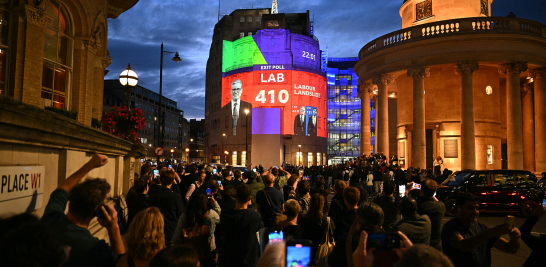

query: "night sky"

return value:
[105, 0, 546, 120]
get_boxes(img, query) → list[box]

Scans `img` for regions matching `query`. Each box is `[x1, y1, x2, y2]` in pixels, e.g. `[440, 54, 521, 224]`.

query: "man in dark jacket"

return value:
[372, 180, 400, 231]
[126, 176, 150, 228]
[328, 180, 348, 222]
[416, 179, 446, 250]
[333, 187, 359, 239]
[396, 197, 431, 245]
[220, 184, 264, 267]
[150, 171, 184, 245]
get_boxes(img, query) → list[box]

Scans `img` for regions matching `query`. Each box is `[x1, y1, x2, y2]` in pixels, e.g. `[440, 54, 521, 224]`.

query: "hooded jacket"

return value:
[219, 208, 264, 267]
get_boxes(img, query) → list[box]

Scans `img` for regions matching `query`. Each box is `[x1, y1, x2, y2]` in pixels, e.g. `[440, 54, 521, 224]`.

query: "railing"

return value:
[360, 16, 546, 59]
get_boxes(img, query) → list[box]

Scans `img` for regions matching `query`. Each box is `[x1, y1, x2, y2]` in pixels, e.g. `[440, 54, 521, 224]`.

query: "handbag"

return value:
[315, 217, 335, 267]
[263, 189, 287, 227]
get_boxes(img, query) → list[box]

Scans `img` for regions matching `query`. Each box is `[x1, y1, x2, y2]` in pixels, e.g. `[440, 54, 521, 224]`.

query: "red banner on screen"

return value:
[222, 68, 327, 138]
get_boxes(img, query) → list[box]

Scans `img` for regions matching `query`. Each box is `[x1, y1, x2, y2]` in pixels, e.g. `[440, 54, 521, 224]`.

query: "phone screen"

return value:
[213, 169, 217, 174]
[168, 165, 172, 170]
[153, 169, 159, 178]
[275, 166, 278, 168]
[217, 180, 222, 185]
[141, 159, 144, 162]
[253, 168, 257, 172]
[399, 185, 406, 197]
[412, 183, 421, 189]
[367, 232, 400, 250]
[542, 199, 546, 207]
[206, 189, 212, 198]
[261, 228, 283, 252]
[286, 241, 311, 267]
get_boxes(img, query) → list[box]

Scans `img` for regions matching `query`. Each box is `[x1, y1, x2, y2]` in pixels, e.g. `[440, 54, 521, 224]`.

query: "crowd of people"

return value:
[1, 153, 545, 267]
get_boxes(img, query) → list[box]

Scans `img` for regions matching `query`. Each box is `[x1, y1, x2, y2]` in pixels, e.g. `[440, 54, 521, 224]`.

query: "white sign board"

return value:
[0, 166, 45, 215]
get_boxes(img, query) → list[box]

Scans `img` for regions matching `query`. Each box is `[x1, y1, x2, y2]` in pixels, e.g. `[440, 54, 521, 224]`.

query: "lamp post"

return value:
[185, 148, 189, 162]
[170, 148, 174, 160]
[119, 64, 138, 107]
[245, 109, 249, 164]
[157, 43, 182, 163]
[224, 150, 229, 165]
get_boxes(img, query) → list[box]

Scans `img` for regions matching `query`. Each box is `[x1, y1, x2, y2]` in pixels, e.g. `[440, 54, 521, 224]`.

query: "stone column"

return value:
[499, 62, 527, 170]
[359, 83, 374, 155]
[530, 68, 546, 173]
[455, 63, 479, 170]
[521, 83, 535, 172]
[372, 74, 394, 158]
[407, 67, 430, 169]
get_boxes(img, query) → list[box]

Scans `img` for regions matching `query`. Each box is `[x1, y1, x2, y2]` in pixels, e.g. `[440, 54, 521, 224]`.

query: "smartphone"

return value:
[213, 169, 217, 174]
[275, 166, 278, 168]
[412, 183, 421, 190]
[168, 165, 172, 170]
[399, 185, 406, 197]
[206, 188, 212, 199]
[253, 168, 257, 172]
[153, 169, 159, 179]
[261, 227, 284, 252]
[366, 232, 400, 250]
[94, 204, 105, 221]
[505, 215, 515, 227]
[286, 240, 312, 267]
[304, 176, 309, 180]
[217, 180, 222, 186]
[140, 159, 144, 162]
[542, 199, 546, 207]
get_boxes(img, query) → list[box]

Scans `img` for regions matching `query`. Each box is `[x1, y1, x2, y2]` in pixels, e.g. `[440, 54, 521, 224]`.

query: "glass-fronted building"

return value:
[327, 57, 376, 164]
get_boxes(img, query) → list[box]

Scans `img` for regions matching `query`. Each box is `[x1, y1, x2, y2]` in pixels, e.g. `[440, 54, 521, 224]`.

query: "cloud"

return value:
[107, 0, 546, 119]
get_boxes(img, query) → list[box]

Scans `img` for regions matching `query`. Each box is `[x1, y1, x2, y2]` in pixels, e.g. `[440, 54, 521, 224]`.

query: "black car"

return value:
[436, 170, 545, 217]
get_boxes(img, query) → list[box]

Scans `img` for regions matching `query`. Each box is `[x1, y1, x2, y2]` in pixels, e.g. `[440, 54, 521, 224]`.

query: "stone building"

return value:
[0, 0, 139, 243]
[356, 0, 546, 173]
[103, 80, 189, 161]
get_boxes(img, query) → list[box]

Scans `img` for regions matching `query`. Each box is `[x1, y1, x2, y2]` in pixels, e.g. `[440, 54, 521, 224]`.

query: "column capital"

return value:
[23, 4, 54, 28]
[358, 83, 375, 98]
[454, 63, 479, 75]
[407, 67, 430, 79]
[522, 83, 534, 96]
[371, 74, 394, 85]
[498, 62, 528, 75]
[529, 68, 546, 79]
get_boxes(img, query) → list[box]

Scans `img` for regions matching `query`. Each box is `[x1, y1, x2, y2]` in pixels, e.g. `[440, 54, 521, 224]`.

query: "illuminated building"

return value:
[205, 8, 327, 167]
[356, 0, 546, 172]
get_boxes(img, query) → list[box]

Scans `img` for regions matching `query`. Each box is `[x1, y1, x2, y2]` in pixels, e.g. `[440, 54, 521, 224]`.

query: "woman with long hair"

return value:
[299, 193, 333, 266]
[173, 191, 220, 267]
[117, 207, 165, 267]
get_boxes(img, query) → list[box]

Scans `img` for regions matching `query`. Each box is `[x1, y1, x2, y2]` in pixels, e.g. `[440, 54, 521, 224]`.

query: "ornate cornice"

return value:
[83, 36, 103, 55]
[371, 74, 394, 85]
[24, 5, 53, 28]
[407, 67, 430, 79]
[529, 68, 546, 79]
[498, 62, 528, 75]
[455, 63, 479, 75]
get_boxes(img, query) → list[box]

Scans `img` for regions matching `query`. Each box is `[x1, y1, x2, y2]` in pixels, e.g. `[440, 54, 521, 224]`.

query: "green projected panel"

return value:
[222, 36, 267, 73]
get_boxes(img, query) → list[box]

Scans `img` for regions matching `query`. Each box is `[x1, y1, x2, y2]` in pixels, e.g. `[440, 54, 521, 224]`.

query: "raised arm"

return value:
[58, 154, 108, 192]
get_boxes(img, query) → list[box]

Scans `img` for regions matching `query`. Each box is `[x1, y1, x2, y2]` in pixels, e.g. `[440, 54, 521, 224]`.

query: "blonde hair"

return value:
[284, 199, 301, 217]
[126, 207, 165, 261]
[256, 242, 286, 267]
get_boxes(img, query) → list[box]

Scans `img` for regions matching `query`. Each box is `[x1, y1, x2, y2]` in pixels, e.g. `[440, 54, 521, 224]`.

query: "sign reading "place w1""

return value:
[0, 166, 45, 215]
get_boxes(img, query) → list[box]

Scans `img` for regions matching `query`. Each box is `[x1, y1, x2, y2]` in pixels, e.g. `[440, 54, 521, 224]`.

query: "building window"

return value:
[323, 153, 326, 165]
[317, 153, 321, 166]
[232, 151, 237, 165]
[241, 151, 246, 165]
[487, 145, 493, 164]
[0, 1, 10, 95]
[240, 32, 244, 38]
[296, 152, 302, 166]
[42, 0, 73, 109]
[240, 16, 245, 22]
[248, 32, 252, 36]
[247, 16, 252, 22]
[307, 152, 313, 167]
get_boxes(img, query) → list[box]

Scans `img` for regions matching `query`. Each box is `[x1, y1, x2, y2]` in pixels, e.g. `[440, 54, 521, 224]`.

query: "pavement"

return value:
[326, 192, 544, 267]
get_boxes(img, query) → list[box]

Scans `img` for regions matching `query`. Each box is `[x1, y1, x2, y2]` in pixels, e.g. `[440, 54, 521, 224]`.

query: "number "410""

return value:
[255, 90, 289, 104]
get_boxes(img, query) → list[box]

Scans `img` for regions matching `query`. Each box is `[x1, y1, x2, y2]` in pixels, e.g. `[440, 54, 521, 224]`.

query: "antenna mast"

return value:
[218, 0, 221, 21]
[272, 0, 278, 14]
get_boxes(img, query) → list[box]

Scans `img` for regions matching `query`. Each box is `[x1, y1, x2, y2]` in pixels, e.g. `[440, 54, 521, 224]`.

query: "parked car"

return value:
[437, 170, 545, 217]
[232, 165, 249, 173]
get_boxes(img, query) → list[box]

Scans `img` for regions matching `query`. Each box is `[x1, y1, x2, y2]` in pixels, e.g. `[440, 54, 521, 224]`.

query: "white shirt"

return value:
[231, 99, 241, 117]
[185, 181, 203, 202]
[299, 114, 304, 123]
[312, 116, 316, 126]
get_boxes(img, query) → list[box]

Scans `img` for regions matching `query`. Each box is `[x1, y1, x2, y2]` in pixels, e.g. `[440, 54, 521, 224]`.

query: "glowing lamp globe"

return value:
[119, 64, 139, 86]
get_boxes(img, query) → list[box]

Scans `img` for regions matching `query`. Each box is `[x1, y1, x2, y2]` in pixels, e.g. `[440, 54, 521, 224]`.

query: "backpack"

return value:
[273, 176, 281, 190]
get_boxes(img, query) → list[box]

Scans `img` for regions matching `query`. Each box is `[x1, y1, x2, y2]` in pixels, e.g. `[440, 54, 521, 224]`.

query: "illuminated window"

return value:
[323, 153, 326, 165]
[317, 153, 321, 166]
[0, 2, 9, 95]
[308, 152, 313, 167]
[486, 86, 492, 95]
[232, 151, 237, 165]
[42, 0, 73, 109]
[248, 32, 252, 36]
[241, 151, 246, 165]
[296, 152, 302, 166]
[240, 17, 245, 22]
[487, 145, 493, 164]
[240, 32, 244, 38]
[247, 16, 252, 22]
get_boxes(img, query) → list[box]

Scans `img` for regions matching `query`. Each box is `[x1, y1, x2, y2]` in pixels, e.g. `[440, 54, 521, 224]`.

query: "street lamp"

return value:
[170, 148, 174, 160]
[119, 64, 138, 107]
[245, 109, 249, 164]
[157, 43, 181, 163]
[185, 148, 189, 162]
[224, 150, 229, 164]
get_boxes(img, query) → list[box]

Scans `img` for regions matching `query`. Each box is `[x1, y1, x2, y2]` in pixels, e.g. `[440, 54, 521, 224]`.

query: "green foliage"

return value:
[91, 118, 101, 129]
[45, 106, 78, 120]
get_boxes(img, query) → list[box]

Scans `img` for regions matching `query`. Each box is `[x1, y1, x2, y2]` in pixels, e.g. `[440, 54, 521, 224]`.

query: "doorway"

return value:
[501, 143, 507, 169]
[426, 129, 433, 170]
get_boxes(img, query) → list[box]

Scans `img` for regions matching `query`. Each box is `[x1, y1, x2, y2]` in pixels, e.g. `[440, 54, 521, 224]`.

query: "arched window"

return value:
[0, 1, 11, 95]
[41, 0, 73, 109]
